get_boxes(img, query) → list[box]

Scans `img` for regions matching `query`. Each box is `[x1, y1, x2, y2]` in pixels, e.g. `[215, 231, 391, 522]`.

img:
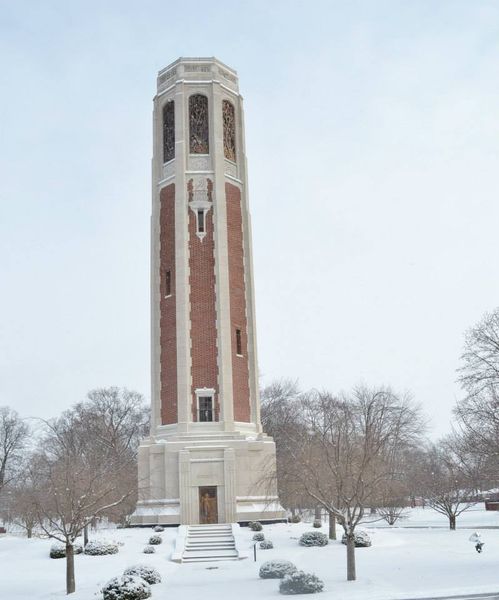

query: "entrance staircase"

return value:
[181, 524, 239, 563]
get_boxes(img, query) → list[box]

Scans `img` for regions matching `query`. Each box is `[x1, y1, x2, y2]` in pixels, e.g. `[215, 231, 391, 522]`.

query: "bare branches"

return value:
[0, 406, 29, 494]
[417, 441, 478, 529]
[458, 308, 499, 396]
[263, 382, 425, 581]
[20, 387, 148, 594]
[453, 308, 499, 493]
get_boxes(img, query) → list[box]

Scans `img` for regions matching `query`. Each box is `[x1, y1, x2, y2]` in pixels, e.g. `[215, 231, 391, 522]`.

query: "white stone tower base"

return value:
[131, 429, 285, 525]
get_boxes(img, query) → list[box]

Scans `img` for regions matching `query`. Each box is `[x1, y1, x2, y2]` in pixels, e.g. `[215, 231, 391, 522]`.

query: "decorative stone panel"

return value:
[224, 160, 238, 178]
[188, 156, 211, 171]
[162, 161, 175, 180]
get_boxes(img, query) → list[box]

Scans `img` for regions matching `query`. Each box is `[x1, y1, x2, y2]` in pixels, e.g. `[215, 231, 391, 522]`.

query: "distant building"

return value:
[484, 493, 499, 511]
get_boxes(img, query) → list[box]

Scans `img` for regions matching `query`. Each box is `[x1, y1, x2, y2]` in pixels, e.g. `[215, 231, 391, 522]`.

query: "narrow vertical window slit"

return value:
[236, 328, 242, 356]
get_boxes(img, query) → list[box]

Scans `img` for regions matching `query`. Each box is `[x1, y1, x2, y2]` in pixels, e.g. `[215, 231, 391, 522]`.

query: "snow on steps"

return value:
[172, 524, 243, 563]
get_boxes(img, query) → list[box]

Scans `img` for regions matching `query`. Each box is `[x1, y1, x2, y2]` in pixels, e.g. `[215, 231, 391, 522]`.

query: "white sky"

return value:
[1, 1, 498, 438]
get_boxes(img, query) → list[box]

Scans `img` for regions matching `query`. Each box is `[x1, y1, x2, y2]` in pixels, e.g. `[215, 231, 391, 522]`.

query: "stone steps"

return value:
[181, 524, 238, 563]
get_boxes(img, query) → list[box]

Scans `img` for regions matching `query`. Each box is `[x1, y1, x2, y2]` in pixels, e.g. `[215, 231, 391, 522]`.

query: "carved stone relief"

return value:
[158, 67, 177, 88]
[184, 64, 211, 73]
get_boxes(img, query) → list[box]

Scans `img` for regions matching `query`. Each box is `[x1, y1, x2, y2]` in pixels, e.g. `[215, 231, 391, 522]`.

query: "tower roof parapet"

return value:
[156, 57, 239, 95]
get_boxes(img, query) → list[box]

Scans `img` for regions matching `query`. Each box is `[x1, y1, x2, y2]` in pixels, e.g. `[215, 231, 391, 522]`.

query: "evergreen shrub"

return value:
[259, 560, 297, 579]
[279, 571, 324, 595]
[102, 575, 151, 600]
[84, 540, 119, 556]
[148, 535, 162, 545]
[123, 565, 161, 585]
[298, 532, 328, 547]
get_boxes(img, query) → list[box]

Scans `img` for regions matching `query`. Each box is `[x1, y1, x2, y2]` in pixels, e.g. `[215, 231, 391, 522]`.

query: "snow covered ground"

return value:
[2, 507, 499, 600]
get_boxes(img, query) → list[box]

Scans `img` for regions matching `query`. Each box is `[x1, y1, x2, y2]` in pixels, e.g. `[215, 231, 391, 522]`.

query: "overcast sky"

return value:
[1, 0, 498, 437]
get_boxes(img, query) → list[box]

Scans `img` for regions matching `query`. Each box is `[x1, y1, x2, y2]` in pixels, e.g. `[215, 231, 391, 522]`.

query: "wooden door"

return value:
[199, 486, 218, 524]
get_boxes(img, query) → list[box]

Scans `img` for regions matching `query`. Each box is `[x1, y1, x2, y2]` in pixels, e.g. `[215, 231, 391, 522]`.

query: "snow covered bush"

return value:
[50, 543, 66, 559]
[341, 530, 371, 547]
[123, 565, 161, 585]
[249, 521, 263, 531]
[313, 520, 322, 528]
[148, 534, 162, 545]
[143, 546, 155, 554]
[259, 539, 273, 549]
[84, 539, 119, 555]
[279, 571, 324, 595]
[299, 531, 329, 547]
[259, 560, 297, 579]
[102, 575, 151, 600]
[253, 532, 265, 542]
[289, 515, 301, 523]
[153, 525, 164, 532]
[49, 542, 83, 559]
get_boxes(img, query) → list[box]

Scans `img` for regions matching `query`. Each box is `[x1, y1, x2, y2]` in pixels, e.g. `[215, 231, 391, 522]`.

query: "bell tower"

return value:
[131, 58, 284, 525]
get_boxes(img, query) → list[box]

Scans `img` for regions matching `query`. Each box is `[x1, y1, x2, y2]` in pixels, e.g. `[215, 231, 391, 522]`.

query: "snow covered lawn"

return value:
[2, 508, 499, 600]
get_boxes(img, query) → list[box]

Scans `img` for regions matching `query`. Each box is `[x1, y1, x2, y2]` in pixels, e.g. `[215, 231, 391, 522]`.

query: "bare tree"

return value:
[458, 308, 499, 396]
[0, 406, 29, 495]
[375, 478, 409, 525]
[420, 441, 478, 530]
[452, 309, 499, 495]
[261, 380, 310, 517]
[453, 387, 499, 487]
[31, 387, 147, 594]
[34, 451, 133, 593]
[67, 387, 149, 524]
[9, 456, 46, 538]
[277, 385, 424, 581]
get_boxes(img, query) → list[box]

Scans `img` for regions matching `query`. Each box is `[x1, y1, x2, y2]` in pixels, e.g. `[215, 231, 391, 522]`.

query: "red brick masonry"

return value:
[226, 183, 251, 422]
[189, 187, 219, 420]
[159, 184, 177, 424]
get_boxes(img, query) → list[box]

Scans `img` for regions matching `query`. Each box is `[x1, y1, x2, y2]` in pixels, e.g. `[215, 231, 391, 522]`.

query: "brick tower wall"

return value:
[188, 203, 219, 421]
[226, 182, 251, 422]
[159, 184, 177, 425]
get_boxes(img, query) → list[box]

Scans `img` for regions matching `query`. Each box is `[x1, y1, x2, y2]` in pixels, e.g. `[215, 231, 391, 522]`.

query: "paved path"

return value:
[400, 593, 499, 600]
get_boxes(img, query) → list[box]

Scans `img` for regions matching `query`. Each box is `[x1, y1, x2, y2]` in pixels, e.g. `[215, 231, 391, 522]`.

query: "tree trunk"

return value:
[66, 543, 75, 594]
[346, 535, 356, 581]
[449, 514, 456, 530]
[83, 524, 88, 547]
[314, 506, 321, 521]
[27, 526, 32, 539]
[328, 511, 336, 540]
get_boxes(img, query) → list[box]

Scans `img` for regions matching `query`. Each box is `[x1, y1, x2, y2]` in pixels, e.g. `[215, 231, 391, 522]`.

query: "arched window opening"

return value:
[189, 94, 209, 154]
[163, 101, 175, 163]
[223, 100, 236, 161]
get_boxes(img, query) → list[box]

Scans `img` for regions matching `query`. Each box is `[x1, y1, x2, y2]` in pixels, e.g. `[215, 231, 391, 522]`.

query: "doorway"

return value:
[199, 486, 218, 524]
